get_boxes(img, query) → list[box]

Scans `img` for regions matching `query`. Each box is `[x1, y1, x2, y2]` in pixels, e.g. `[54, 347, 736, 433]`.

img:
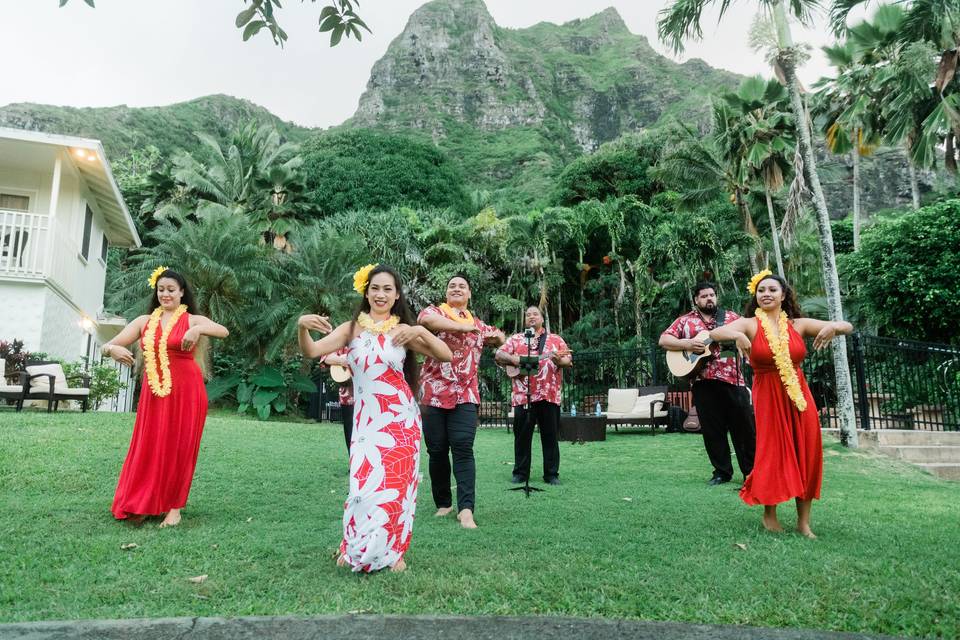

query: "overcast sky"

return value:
[1, 1, 867, 129]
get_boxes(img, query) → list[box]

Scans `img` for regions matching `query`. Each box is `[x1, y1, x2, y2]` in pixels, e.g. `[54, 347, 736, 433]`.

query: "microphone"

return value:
[523, 327, 535, 339]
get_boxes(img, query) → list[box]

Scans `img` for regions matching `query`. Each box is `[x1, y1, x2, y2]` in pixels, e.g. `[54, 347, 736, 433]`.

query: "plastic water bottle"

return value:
[595, 401, 602, 416]
[570, 404, 577, 417]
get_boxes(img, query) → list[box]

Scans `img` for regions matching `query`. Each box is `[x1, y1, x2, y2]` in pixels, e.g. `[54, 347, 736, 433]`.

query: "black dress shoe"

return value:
[708, 476, 731, 486]
[511, 474, 525, 484]
[544, 477, 560, 485]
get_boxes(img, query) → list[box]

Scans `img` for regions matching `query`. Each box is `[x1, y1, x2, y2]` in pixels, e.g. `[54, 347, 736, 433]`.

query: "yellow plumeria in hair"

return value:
[747, 269, 773, 296]
[353, 263, 378, 295]
[148, 266, 169, 290]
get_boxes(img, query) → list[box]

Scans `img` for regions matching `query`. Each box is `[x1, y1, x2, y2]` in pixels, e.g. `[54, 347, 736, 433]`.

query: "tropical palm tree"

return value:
[656, 118, 764, 272]
[659, 0, 860, 447]
[719, 75, 796, 274]
[831, 0, 960, 173]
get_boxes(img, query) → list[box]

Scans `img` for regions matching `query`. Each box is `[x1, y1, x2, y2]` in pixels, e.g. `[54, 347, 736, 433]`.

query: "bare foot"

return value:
[457, 508, 478, 529]
[796, 525, 817, 539]
[390, 558, 407, 572]
[159, 509, 182, 528]
[434, 507, 454, 517]
[336, 554, 348, 568]
[762, 514, 784, 533]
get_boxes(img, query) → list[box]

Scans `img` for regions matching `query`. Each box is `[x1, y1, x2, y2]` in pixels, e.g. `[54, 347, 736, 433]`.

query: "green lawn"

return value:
[0, 410, 958, 638]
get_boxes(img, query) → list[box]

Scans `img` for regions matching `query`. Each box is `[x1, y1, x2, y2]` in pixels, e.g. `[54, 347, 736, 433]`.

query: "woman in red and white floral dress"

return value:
[298, 264, 451, 572]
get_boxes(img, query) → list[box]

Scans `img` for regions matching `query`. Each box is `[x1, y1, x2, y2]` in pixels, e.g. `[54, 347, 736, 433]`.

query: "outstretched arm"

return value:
[188, 315, 230, 339]
[101, 315, 149, 366]
[298, 317, 350, 360]
[708, 317, 755, 357]
[794, 317, 854, 350]
[420, 312, 478, 335]
[392, 325, 453, 362]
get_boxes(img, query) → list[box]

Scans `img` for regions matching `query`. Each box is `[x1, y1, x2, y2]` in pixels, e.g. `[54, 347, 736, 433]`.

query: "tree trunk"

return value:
[736, 188, 760, 272]
[765, 189, 786, 277]
[773, 0, 858, 448]
[852, 147, 861, 251]
[906, 145, 921, 210]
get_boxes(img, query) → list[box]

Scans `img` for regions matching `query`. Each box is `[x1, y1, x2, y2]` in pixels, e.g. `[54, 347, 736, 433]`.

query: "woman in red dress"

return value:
[103, 268, 229, 527]
[710, 271, 852, 538]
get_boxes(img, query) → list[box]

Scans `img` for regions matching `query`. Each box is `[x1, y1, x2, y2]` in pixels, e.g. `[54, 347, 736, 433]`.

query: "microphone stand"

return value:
[510, 328, 544, 497]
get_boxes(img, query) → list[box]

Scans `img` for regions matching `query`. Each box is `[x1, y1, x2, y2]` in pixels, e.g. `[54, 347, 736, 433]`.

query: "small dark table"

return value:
[559, 415, 607, 443]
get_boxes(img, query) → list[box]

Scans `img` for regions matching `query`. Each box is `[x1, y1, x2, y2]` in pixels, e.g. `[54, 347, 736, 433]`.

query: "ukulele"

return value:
[329, 364, 351, 383]
[503, 348, 572, 378]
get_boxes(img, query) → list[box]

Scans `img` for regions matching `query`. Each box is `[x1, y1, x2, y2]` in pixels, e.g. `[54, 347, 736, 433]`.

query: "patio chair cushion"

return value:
[630, 392, 668, 418]
[606, 388, 639, 414]
[25, 363, 68, 393]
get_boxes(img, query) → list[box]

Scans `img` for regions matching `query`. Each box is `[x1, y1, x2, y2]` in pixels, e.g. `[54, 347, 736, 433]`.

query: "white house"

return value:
[0, 127, 141, 410]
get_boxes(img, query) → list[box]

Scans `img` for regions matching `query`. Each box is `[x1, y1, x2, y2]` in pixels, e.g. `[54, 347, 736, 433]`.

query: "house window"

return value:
[80, 205, 93, 261]
[100, 234, 108, 263]
[0, 193, 30, 211]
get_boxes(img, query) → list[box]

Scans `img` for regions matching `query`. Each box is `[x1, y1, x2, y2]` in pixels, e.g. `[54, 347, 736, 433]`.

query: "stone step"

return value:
[917, 463, 960, 481]
[878, 445, 960, 463]
[870, 430, 960, 447]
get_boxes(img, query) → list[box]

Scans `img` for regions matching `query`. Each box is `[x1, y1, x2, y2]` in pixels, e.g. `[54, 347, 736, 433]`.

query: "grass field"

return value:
[0, 409, 958, 638]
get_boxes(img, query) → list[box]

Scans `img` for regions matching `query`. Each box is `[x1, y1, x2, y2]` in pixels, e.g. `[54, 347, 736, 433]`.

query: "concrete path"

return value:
[0, 615, 906, 640]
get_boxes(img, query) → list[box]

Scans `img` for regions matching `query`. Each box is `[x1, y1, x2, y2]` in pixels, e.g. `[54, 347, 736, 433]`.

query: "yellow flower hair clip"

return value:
[148, 266, 169, 290]
[747, 269, 773, 296]
[353, 263, 378, 295]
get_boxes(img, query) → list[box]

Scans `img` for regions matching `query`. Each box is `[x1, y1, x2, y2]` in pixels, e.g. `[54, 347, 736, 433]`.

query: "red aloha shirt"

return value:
[662, 310, 745, 386]
[500, 330, 570, 408]
[418, 305, 495, 409]
[321, 347, 354, 406]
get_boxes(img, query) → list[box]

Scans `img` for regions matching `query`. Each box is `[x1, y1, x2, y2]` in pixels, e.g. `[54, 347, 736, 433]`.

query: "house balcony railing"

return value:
[0, 209, 49, 279]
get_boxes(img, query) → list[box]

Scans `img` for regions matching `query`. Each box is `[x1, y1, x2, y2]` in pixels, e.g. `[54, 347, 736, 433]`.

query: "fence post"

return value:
[851, 333, 870, 431]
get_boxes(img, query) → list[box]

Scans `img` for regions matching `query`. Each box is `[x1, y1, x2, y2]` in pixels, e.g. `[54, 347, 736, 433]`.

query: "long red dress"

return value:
[739, 317, 823, 506]
[112, 312, 208, 519]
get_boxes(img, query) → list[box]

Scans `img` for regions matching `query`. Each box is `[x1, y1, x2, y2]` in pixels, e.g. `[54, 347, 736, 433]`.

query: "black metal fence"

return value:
[473, 334, 960, 432]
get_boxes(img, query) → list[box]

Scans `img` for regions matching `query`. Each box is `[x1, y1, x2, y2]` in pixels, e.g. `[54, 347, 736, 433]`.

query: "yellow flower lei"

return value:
[357, 312, 400, 335]
[353, 264, 378, 294]
[758, 309, 807, 413]
[439, 302, 474, 325]
[143, 304, 188, 397]
[148, 265, 169, 290]
[747, 269, 773, 295]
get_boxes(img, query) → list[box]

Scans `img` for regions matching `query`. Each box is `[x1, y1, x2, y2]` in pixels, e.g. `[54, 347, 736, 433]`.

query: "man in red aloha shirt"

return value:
[660, 281, 755, 486]
[320, 347, 354, 454]
[496, 306, 572, 486]
[419, 274, 505, 529]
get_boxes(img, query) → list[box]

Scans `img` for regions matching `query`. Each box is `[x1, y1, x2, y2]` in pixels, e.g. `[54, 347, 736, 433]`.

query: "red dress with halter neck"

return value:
[739, 317, 823, 506]
[111, 312, 208, 519]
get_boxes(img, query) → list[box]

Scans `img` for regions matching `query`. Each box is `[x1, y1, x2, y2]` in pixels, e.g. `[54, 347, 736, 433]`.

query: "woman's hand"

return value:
[181, 326, 202, 351]
[298, 314, 333, 334]
[813, 323, 838, 351]
[390, 324, 427, 347]
[105, 344, 135, 367]
[735, 333, 752, 360]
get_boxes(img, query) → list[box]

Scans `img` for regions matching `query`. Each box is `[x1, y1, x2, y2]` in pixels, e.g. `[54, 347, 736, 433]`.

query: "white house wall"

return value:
[0, 280, 45, 349]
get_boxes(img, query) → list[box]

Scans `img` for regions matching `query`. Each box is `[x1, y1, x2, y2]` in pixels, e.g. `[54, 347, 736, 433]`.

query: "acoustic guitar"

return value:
[665, 331, 714, 380]
[329, 364, 351, 383]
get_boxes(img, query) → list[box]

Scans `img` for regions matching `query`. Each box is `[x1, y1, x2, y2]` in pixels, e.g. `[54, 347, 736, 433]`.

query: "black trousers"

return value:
[512, 401, 561, 481]
[692, 379, 756, 480]
[421, 403, 477, 512]
[340, 403, 354, 455]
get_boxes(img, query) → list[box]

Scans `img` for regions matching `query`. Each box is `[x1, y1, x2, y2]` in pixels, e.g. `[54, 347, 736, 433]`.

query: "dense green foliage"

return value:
[2, 410, 959, 638]
[300, 129, 470, 216]
[841, 199, 960, 344]
[0, 95, 310, 160]
[552, 134, 662, 206]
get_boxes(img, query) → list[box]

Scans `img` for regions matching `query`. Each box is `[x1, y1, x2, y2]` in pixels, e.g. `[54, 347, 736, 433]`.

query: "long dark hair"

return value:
[146, 269, 199, 314]
[744, 273, 803, 319]
[350, 264, 420, 393]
